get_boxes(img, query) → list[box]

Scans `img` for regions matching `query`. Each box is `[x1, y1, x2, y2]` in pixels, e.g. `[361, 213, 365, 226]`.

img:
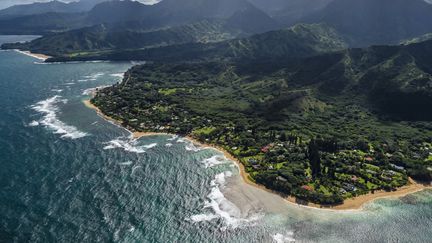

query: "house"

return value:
[390, 163, 405, 171]
[248, 158, 258, 164]
[351, 175, 359, 182]
[276, 176, 287, 182]
[252, 164, 261, 170]
[261, 143, 275, 153]
[365, 157, 374, 162]
[339, 188, 347, 194]
[342, 183, 357, 192]
[383, 170, 397, 177]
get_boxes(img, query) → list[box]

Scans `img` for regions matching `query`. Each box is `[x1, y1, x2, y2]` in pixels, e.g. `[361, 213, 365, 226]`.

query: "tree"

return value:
[308, 140, 321, 178]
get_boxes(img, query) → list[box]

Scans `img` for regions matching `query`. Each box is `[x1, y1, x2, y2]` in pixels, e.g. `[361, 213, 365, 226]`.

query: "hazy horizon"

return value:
[0, 0, 161, 10]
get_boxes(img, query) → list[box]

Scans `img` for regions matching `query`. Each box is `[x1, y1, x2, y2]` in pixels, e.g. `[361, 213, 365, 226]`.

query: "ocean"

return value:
[1, 36, 432, 243]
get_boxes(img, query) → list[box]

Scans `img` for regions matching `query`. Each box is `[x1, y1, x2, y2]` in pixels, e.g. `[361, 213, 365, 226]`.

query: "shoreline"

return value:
[184, 136, 431, 211]
[82, 98, 431, 211]
[14, 49, 51, 61]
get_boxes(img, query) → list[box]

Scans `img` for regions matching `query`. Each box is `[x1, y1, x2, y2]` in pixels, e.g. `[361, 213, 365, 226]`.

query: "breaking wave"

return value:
[110, 73, 124, 79]
[187, 171, 262, 230]
[167, 135, 178, 141]
[201, 155, 230, 168]
[28, 120, 39, 127]
[143, 143, 158, 149]
[185, 142, 202, 152]
[103, 137, 157, 153]
[82, 85, 110, 96]
[118, 161, 133, 166]
[31, 96, 88, 139]
[272, 232, 296, 243]
[78, 72, 105, 82]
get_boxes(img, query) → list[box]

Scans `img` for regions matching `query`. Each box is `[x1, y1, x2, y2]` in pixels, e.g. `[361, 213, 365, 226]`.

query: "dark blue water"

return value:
[1, 36, 432, 243]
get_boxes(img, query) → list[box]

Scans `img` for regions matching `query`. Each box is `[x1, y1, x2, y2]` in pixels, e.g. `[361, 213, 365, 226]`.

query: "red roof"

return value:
[301, 185, 314, 191]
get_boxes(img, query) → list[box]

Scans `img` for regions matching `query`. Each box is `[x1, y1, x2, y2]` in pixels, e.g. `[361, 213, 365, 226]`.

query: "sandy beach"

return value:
[180, 136, 431, 211]
[14, 50, 51, 61]
[83, 99, 120, 125]
[83, 98, 431, 211]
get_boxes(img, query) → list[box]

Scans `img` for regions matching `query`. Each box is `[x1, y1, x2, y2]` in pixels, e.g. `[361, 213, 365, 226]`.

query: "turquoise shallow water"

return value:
[1, 36, 432, 243]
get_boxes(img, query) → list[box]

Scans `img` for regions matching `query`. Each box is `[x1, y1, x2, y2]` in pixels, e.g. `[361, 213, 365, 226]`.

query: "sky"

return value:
[0, 0, 160, 9]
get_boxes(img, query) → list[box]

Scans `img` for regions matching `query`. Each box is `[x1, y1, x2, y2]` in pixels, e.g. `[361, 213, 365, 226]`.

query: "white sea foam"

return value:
[103, 137, 157, 153]
[131, 165, 143, 176]
[110, 73, 124, 79]
[82, 85, 110, 96]
[188, 171, 262, 230]
[81, 88, 94, 96]
[28, 120, 39, 127]
[31, 96, 88, 139]
[103, 138, 146, 153]
[189, 213, 218, 222]
[33, 62, 58, 65]
[86, 60, 109, 63]
[83, 72, 104, 80]
[119, 161, 133, 166]
[167, 135, 178, 141]
[77, 79, 95, 82]
[201, 155, 230, 168]
[272, 232, 296, 243]
[185, 142, 202, 152]
[144, 143, 158, 149]
[51, 89, 63, 93]
[130, 61, 146, 65]
[165, 143, 173, 147]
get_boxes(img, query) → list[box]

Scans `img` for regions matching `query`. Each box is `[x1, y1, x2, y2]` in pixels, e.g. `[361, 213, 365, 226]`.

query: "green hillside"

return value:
[90, 39, 432, 205]
[35, 23, 347, 62]
[2, 20, 244, 56]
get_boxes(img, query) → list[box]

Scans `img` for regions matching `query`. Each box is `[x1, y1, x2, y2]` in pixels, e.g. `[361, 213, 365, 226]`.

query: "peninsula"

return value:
[87, 43, 432, 207]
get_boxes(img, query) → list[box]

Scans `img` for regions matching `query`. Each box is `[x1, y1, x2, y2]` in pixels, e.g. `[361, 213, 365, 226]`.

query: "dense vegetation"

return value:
[1, 20, 245, 56]
[2, 0, 432, 206]
[6, 23, 346, 63]
[91, 39, 432, 205]
[2, 0, 432, 56]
